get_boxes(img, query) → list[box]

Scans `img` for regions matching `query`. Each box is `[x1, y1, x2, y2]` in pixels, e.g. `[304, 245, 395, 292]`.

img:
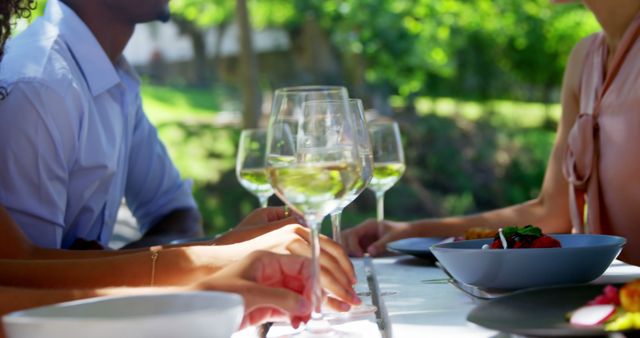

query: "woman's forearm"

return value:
[0, 205, 208, 261]
[0, 247, 217, 288]
[407, 196, 572, 237]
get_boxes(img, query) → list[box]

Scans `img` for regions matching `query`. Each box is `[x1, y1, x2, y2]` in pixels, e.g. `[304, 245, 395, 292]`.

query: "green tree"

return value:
[171, 0, 262, 127]
[288, 0, 598, 107]
[492, 0, 599, 103]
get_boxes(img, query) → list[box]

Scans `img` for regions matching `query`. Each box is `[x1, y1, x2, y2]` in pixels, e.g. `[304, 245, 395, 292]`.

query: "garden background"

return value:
[29, 0, 600, 237]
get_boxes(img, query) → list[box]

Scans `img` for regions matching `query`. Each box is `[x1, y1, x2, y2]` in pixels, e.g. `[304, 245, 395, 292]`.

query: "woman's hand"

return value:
[342, 219, 414, 257]
[192, 251, 312, 329]
[221, 224, 360, 311]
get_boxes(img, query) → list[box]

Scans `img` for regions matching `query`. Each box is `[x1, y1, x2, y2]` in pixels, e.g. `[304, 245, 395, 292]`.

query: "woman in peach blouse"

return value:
[344, 0, 640, 265]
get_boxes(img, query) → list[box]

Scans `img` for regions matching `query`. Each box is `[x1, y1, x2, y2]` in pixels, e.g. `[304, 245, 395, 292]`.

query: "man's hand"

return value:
[192, 251, 313, 329]
[213, 207, 304, 245]
[236, 207, 304, 229]
[342, 218, 413, 257]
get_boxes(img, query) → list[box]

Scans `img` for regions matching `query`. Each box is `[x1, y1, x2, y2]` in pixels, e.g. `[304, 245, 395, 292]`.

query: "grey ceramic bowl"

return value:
[430, 234, 625, 290]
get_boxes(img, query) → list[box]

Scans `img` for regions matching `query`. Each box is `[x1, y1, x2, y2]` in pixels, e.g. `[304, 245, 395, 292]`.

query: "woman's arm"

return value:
[343, 36, 594, 257]
[0, 206, 297, 260]
[0, 206, 356, 307]
[0, 246, 219, 288]
[0, 206, 151, 259]
[0, 216, 357, 308]
[0, 252, 315, 338]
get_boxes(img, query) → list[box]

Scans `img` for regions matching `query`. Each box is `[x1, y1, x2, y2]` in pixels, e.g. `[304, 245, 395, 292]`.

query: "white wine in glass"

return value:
[236, 129, 273, 208]
[267, 86, 362, 337]
[368, 121, 405, 234]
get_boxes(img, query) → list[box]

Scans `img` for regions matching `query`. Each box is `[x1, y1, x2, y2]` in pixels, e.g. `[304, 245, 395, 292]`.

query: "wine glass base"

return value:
[270, 317, 367, 338]
[322, 304, 377, 322]
[275, 328, 363, 338]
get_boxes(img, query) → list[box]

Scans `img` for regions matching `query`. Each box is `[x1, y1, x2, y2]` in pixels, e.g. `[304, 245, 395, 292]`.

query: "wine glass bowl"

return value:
[268, 157, 360, 220]
[270, 86, 349, 121]
[368, 120, 405, 225]
[369, 162, 405, 193]
[236, 129, 273, 208]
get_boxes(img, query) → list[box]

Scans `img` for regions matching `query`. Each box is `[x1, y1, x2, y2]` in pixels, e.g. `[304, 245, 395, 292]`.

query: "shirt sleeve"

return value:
[124, 95, 198, 233]
[0, 82, 77, 248]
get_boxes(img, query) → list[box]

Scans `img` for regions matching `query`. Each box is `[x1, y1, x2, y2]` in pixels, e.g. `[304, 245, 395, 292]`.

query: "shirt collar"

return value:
[116, 56, 141, 85]
[43, 0, 121, 96]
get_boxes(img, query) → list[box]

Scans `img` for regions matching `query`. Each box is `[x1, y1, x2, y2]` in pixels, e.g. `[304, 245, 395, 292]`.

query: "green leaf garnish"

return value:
[501, 225, 542, 239]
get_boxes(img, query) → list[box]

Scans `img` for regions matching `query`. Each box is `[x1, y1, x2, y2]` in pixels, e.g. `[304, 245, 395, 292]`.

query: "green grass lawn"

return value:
[391, 95, 561, 128]
[141, 84, 224, 124]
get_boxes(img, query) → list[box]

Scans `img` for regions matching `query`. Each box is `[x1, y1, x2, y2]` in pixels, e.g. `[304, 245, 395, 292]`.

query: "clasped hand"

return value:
[190, 207, 361, 327]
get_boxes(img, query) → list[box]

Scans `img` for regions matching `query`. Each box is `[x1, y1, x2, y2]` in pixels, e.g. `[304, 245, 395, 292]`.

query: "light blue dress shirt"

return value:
[0, 0, 197, 248]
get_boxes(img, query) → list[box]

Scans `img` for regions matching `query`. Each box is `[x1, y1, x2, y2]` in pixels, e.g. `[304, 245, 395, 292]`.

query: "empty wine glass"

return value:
[267, 87, 362, 336]
[368, 120, 405, 236]
[236, 129, 273, 208]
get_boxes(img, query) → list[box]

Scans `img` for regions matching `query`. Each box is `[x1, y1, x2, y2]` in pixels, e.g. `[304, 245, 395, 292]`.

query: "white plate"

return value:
[467, 284, 631, 336]
[3, 291, 244, 338]
[386, 237, 453, 260]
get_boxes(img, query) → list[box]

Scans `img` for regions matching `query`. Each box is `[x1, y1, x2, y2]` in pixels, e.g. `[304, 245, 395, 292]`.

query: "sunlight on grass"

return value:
[412, 96, 561, 128]
[141, 84, 221, 124]
[155, 124, 237, 183]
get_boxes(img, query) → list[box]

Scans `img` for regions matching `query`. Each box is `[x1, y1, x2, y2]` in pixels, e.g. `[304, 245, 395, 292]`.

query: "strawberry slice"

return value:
[530, 235, 561, 248]
[489, 239, 503, 249]
[570, 304, 617, 326]
[588, 285, 621, 306]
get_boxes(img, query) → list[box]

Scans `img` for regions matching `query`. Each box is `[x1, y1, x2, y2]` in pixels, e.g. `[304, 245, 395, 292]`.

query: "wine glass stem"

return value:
[376, 192, 385, 235]
[305, 216, 330, 333]
[258, 195, 269, 208]
[330, 210, 343, 245]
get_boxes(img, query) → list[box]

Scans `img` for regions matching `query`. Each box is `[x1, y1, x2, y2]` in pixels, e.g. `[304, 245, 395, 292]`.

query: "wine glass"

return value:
[328, 99, 373, 246]
[319, 99, 377, 320]
[236, 129, 273, 208]
[368, 120, 405, 235]
[267, 88, 362, 336]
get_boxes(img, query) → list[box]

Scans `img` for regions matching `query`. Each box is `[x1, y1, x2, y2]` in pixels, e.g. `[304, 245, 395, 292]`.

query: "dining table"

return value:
[232, 255, 640, 338]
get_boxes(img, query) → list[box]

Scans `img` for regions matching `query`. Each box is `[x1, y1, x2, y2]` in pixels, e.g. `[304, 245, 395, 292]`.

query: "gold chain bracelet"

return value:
[150, 246, 161, 286]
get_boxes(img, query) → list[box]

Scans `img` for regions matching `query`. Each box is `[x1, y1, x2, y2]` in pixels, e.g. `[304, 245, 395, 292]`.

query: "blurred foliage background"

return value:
[26, 0, 600, 236]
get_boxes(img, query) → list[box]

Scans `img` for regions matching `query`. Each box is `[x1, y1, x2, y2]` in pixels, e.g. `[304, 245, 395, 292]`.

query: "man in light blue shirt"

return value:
[0, 0, 203, 249]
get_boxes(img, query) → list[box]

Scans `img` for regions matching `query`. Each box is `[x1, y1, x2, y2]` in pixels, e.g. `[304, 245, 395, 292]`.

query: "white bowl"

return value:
[3, 291, 244, 338]
[431, 234, 625, 290]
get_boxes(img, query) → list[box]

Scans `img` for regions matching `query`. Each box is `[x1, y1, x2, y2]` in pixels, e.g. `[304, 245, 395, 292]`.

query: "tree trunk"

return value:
[236, 0, 261, 128]
[212, 22, 229, 81]
[191, 29, 208, 87]
[173, 17, 209, 87]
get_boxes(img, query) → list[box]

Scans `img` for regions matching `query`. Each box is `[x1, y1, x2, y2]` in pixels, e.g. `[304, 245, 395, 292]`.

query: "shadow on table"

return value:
[393, 256, 438, 267]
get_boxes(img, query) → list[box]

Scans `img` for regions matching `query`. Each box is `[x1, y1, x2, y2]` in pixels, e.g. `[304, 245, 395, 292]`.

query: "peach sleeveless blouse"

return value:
[563, 12, 640, 265]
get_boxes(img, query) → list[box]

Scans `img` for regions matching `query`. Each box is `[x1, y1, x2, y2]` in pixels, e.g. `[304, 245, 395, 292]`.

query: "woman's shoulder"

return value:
[564, 33, 600, 98]
[569, 33, 599, 65]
